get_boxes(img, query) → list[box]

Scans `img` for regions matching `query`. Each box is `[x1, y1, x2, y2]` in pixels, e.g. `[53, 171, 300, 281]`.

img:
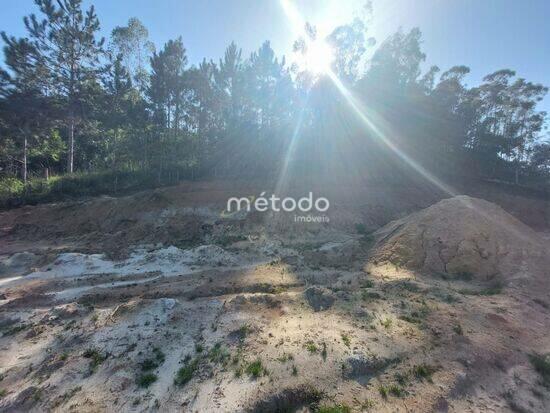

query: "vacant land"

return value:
[0, 180, 549, 412]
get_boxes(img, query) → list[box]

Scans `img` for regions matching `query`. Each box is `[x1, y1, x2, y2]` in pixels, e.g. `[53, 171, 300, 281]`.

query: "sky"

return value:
[1, 0, 549, 118]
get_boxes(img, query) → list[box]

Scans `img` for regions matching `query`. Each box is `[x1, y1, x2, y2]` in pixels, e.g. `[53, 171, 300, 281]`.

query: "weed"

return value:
[195, 343, 204, 353]
[413, 364, 436, 382]
[235, 324, 250, 341]
[341, 334, 351, 348]
[305, 341, 318, 353]
[0, 389, 6, 399]
[292, 365, 298, 376]
[321, 343, 328, 361]
[245, 359, 265, 378]
[276, 353, 294, 363]
[395, 372, 410, 386]
[378, 385, 388, 399]
[453, 324, 463, 335]
[380, 318, 392, 329]
[529, 353, 550, 387]
[317, 403, 352, 413]
[141, 358, 159, 371]
[82, 348, 106, 373]
[174, 357, 199, 386]
[208, 342, 230, 365]
[137, 373, 158, 388]
[388, 384, 405, 397]
[153, 347, 165, 363]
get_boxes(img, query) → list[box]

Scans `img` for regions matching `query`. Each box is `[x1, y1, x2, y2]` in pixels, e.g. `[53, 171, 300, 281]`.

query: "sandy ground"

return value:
[1, 181, 549, 412]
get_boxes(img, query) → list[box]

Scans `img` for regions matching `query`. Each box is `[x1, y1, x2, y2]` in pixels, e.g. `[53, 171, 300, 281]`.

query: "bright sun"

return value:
[301, 40, 334, 74]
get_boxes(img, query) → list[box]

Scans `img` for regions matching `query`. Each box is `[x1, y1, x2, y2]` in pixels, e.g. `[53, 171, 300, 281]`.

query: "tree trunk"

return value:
[23, 136, 28, 183]
[68, 112, 75, 173]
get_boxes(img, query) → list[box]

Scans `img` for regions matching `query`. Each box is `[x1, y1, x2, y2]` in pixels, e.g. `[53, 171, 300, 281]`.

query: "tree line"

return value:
[0, 0, 548, 197]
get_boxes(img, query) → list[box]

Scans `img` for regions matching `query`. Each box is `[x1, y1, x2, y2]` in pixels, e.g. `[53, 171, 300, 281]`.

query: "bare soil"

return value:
[0, 179, 549, 412]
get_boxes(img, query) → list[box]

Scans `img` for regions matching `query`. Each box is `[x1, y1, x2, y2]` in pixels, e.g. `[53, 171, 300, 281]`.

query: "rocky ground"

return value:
[0, 181, 549, 412]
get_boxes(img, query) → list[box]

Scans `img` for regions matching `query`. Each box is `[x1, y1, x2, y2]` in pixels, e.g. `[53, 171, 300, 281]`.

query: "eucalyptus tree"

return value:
[110, 17, 155, 90]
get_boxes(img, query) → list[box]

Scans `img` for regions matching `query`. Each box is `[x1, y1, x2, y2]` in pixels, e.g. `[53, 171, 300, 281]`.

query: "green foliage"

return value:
[82, 348, 106, 373]
[141, 347, 165, 371]
[413, 364, 436, 382]
[245, 359, 265, 378]
[208, 342, 230, 365]
[305, 341, 318, 353]
[388, 384, 405, 397]
[0, 1, 548, 205]
[174, 357, 199, 386]
[341, 334, 351, 348]
[529, 353, 550, 387]
[137, 373, 158, 388]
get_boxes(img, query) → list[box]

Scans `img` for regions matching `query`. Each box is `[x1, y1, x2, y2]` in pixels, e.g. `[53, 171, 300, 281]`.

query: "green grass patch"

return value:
[305, 341, 318, 353]
[245, 359, 265, 378]
[82, 348, 106, 373]
[380, 317, 393, 329]
[341, 334, 351, 348]
[413, 364, 437, 382]
[137, 373, 158, 388]
[174, 357, 200, 386]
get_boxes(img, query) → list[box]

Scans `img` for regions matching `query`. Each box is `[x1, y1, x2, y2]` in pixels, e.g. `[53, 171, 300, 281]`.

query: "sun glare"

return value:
[300, 40, 334, 74]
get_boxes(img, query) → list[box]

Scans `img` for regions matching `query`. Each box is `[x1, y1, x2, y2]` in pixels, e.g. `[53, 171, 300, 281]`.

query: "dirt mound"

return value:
[371, 196, 547, 280]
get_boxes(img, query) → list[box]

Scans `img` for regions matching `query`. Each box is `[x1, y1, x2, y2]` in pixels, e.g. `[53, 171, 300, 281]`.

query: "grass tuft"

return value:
[245, 359, 265, 378]
[174, 357, 199, 386]
[137, 373, 157, 388]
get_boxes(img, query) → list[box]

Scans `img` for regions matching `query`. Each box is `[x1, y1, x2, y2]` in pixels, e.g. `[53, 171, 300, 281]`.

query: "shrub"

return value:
[137, 373, 157, 388]
[245, 359, 264, 378]
[174, 357, 199, 386]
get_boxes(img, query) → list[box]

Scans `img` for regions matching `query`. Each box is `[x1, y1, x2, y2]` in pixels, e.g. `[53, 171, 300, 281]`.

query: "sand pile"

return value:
[371, 195, 546, 280]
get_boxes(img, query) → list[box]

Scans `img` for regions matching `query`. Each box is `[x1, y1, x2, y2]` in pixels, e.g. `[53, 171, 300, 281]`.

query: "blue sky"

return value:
[1, 0, 549, 118]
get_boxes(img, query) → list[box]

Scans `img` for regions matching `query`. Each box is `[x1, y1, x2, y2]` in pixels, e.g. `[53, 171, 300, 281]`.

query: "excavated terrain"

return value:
[0, 180, 549, 412]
